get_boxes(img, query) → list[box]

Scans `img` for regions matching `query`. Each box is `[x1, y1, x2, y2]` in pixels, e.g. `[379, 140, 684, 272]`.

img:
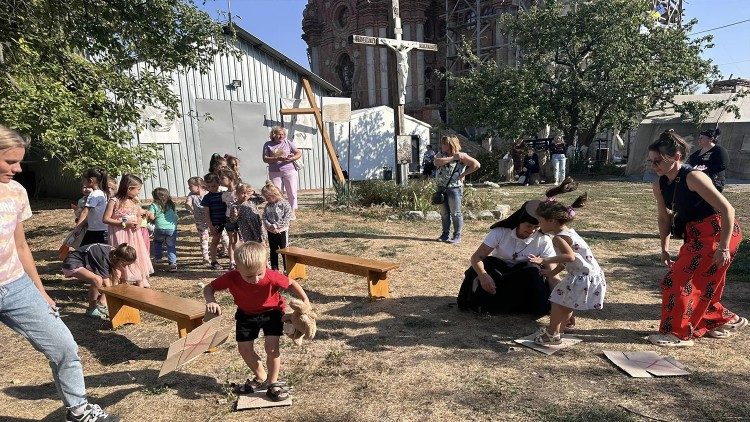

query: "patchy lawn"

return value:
[1, 179, 749, 421]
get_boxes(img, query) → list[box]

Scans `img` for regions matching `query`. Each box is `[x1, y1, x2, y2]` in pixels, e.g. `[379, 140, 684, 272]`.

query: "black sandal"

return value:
[265, 382, 290, 402]
[238, 377, 266, 394]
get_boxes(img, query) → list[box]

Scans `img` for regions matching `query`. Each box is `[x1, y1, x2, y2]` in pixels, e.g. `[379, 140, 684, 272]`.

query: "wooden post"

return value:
[367, 271, 390, 299]
[107, 296, 141, 330]
[286, 257, 307, 280]
[176, 318, 203, 339]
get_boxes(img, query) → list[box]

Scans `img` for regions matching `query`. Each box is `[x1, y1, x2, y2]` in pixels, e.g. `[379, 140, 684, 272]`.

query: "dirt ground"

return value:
[1, 179, 749, 421]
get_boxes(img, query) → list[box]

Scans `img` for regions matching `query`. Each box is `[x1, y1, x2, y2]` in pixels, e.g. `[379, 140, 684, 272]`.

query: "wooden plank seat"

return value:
[277, 246, 399, 299]
[100, 284, 206, 338]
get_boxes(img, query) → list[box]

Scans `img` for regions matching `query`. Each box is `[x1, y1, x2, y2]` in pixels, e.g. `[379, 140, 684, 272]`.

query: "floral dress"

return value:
[108, 197, 153, 284]
[549, 228, 606, 310]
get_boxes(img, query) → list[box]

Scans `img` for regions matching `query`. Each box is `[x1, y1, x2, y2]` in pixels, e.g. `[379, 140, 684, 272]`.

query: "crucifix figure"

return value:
[351, 0, 437, 183]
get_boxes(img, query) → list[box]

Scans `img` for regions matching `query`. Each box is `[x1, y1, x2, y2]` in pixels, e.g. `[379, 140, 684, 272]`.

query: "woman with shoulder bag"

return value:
[648, 129, 746, 347]
[433, 135, 480, 244]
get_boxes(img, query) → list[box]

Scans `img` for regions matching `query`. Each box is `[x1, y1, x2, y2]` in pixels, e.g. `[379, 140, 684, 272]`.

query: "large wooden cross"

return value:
[351, 0, 437, 184]
[280, 77, 346, 185]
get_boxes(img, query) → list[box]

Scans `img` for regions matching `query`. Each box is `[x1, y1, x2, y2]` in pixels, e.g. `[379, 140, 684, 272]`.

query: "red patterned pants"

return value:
[660, 214, 742, 340]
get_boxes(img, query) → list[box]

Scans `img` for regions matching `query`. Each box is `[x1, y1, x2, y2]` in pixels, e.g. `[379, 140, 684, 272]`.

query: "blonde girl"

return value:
[103, 174, 153, 287]
[261, 181, 292, 271]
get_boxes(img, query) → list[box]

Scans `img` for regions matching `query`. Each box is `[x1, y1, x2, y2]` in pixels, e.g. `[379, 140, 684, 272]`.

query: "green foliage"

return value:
[0, 0, 232, 177]
[329, 180, 495, 212]
[472, 150, 507, 182]
[447, 0, 718, 147]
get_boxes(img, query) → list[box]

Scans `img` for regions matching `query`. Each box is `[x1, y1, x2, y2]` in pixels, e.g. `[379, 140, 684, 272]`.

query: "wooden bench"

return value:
[277, 246, 399, 299]
[100, 284, 206, 338]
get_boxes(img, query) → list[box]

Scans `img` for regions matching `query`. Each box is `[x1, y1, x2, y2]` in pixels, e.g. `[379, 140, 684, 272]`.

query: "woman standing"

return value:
[548, 135, 567, 185]
[0, 125, 117, 421]
[262, 126, 301, 219]
[433, 135, 480, 244]
[688, 128, 729, 192]
[649, 129, 745, 347]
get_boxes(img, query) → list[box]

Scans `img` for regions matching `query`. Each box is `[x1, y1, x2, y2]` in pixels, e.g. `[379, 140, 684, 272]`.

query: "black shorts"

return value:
[235, 309, 284, 342]
[210, 223, 225, 235]
[80, 230, 108, 246]
[225, 221, 238, 233]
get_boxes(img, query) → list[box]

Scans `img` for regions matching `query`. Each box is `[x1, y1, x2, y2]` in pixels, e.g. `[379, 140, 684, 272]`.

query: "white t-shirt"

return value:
[0, 180, 33, 285]
[84, 189, 108, 231]
[483, 227, 555, 264]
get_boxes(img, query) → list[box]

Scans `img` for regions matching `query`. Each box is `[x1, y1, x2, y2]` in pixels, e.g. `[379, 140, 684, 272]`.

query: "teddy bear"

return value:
[282, 298, 317, 345]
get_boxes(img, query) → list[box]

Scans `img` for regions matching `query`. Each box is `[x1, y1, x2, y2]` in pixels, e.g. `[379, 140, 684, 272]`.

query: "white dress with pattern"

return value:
[549, 228, 606, 310]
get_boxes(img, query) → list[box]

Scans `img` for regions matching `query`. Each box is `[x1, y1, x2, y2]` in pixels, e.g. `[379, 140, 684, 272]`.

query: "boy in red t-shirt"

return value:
[203, 241, 309, 401]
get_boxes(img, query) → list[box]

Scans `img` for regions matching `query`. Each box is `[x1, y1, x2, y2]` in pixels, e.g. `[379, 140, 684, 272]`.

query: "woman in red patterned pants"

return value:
[648, 129, 747, 347]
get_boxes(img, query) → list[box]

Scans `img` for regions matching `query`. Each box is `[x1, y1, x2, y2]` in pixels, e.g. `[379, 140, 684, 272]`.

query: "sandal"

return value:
[565, 315, 576, 330]
[707, 316, 748, 338]
[533, 328, 562, 346]
[238, 377, 266, 394]
[265, 382, 290, 402]
[647, 333, 694, 347]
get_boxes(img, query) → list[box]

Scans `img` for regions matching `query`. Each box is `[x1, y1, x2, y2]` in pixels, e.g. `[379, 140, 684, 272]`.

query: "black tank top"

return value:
[659, 164, 715, 222]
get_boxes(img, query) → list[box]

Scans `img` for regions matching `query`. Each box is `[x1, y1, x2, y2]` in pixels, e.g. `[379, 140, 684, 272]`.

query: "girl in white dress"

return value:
[528, 183, 606, 345]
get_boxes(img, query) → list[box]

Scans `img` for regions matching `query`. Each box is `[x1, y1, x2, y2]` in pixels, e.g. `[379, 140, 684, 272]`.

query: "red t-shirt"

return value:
[210, 269, 290, 314]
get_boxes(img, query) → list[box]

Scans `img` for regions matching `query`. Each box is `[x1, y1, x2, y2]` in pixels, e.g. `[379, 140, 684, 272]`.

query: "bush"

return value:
[472, 150, 507, 182]
[329, 179, 495, 212]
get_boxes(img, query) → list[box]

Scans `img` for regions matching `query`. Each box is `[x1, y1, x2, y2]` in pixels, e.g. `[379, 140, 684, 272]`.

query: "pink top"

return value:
[0, 180, 33, 285]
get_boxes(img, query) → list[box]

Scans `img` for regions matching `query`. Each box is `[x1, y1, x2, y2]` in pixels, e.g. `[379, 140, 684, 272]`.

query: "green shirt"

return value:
[149, 203, 177, 231]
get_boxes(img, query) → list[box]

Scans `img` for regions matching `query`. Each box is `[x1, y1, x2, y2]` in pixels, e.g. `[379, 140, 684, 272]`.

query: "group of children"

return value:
[61, 152, 295, 320]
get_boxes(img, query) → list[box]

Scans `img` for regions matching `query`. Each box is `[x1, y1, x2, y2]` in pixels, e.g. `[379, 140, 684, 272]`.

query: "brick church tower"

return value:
[302, 0, 446, 124]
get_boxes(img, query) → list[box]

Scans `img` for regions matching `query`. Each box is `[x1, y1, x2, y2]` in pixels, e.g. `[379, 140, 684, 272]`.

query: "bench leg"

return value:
[177, 318, 204, 338]
[107, 296, 141, 330]
[367, 271, 390, 299]
[286, 257, 307, 280]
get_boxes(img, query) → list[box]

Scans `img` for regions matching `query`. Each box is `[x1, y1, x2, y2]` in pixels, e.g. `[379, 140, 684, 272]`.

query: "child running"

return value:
[75, 168, 111, 246]
[235, 183, 266, 245]
[528, 180, 606, 345]
[220, 168, 240, 270]
[261, 181, 292, 272]
[201, 173, 228, 270]
[103, 174, 154, 287]
[62, 243, 137, 319]
[149, 187, 179, 272]
[203, 241, 310, 401]
[185, 176, 211, 264]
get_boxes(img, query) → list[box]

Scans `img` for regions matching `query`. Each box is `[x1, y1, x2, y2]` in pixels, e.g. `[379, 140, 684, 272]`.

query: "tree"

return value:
[447, 0, 719, 146]
[0, 0, 232, 177]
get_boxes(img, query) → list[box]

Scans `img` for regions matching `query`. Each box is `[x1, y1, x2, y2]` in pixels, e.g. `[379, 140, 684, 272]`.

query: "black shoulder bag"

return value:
[669, 174, 686, 240]
[431, 160, 461, 205]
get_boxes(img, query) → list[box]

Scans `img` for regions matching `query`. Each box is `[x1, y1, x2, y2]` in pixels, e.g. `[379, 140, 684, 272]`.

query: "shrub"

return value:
[472, 150, 507, 182]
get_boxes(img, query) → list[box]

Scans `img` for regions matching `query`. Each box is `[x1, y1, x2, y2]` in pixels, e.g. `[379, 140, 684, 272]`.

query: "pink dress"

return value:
[108, 197, 153, 284]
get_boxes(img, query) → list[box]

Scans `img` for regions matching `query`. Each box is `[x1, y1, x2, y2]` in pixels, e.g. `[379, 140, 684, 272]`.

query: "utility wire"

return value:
[691, 18, 750, 35]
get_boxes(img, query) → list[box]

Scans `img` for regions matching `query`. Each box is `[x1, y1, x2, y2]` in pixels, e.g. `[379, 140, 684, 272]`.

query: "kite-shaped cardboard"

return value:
[514, 333, 582, 355]
[603, 350, 689, 378]
[159, 317, 229, 378]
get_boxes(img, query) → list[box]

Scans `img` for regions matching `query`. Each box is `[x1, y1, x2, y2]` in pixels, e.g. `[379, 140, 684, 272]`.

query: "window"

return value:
[337, 54, 354, 96]
[336, 5, 349, 28]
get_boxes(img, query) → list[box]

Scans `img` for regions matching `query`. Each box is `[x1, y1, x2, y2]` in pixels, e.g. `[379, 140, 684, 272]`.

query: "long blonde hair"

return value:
[441, 135, 461, 156]
[0, 125, 30, 151]
[261, 180, 283, 202]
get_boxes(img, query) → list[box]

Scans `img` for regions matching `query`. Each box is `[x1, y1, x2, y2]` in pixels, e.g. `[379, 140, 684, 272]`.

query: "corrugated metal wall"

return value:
[141, 37, 337, 198]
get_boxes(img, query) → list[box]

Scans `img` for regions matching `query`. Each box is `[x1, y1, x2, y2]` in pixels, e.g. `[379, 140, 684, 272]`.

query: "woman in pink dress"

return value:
[102, 174, 153, 287]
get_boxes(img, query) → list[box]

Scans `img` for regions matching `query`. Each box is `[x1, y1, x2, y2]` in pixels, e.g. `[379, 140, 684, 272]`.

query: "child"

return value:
[149, 187, 179, 272]
[103, 174, 154, 287]
[201, 173, 228, 270]
[185, 176, 211, 264]
[209, 153, 228, 175]
[261, 181, 292, 272]
[75, 168, 111, 246]
[225, 154, 241, 181]
[220, 168, 240, 270]
[59, 186, 94, 260]
[203, 242, 310, 401]
[62, 243, 137, 319]
[73, 186, 93, 223]
[235, 183, 266, 245]
[520, 147, 540, 186]
[527, 181, 605, 345]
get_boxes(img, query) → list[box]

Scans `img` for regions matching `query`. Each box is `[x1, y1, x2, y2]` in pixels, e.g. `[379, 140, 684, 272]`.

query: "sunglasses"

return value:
[646, 157, 669, 167]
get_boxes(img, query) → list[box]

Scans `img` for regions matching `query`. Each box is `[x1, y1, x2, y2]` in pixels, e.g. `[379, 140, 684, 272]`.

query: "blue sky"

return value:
[199, 0, 750, 89]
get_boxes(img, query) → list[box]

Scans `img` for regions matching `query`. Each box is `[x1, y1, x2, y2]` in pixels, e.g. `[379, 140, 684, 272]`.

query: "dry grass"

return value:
[1, 179, 749, 421]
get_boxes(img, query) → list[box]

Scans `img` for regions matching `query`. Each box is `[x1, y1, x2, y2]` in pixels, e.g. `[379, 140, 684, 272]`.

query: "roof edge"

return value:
[226, 23, 342, 95]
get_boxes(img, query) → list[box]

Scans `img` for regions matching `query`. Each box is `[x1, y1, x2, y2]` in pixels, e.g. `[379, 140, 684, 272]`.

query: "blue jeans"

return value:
[0, 274, 87, 409]
[552, 153, 567, 184]
[439, 186, 464, 238]
[153, 228, 177, 265]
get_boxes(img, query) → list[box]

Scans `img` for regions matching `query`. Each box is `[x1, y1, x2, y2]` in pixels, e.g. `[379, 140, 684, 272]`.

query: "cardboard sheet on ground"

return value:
[236, 391, 292, 410]
[603, 350, 689, 378]
[514, 334, 582, 355]
[158, 318, 229, 377]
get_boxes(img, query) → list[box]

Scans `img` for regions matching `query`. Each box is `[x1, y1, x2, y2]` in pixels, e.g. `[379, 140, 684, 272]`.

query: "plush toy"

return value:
[282, 299, 317, 345]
